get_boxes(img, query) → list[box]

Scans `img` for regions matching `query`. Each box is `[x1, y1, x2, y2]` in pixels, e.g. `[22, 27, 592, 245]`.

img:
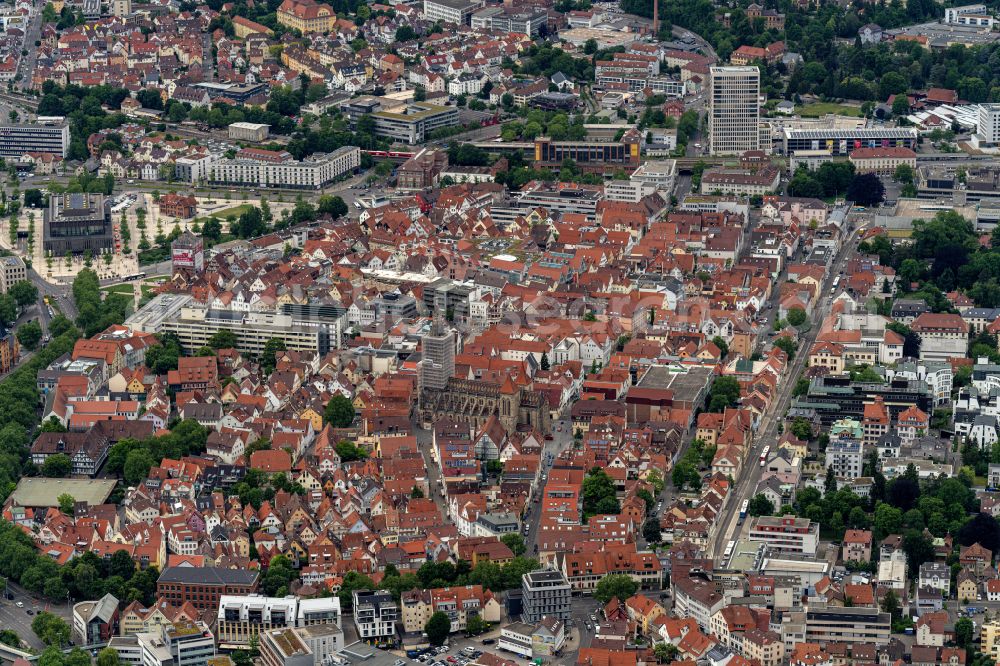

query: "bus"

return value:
[830, 276, 841, 293]
[123, 272, 146, 282]
[759, 445, 770, 466]
[723, 540, 736, 560]
[739, 499, 749, 523]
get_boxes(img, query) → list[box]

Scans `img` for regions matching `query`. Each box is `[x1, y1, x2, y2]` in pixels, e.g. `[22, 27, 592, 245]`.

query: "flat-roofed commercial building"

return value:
[228, 122, 270, 142]
[748, 515, 820, 556]
[533, 132, 642, 174]
[805, 606, 891, 647]
[782, 127, 917, 156]
[128, 294, 343, 356]
[371, 103, 460, 144]
[0, 119, 71, 157]
[709, 66, 761, 155]
[423, 0, 482, 24]
[207, 146, 359, 189]
[43, 192, 113, 255]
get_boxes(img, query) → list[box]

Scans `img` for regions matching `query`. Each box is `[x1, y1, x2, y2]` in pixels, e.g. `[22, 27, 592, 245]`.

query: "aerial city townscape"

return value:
[3, 0, 1000, 664]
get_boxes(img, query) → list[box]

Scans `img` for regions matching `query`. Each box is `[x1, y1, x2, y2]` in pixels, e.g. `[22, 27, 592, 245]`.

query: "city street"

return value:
[707, 224, 862, 559]
[0, 580, 75, 652]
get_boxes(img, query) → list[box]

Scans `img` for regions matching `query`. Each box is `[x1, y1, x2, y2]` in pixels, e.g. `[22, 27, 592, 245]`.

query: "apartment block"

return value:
[216, 595, 341, 648]
[207, 146, 359, 190]
[521, 570, 571, 623]
[352, 590, 398, 644]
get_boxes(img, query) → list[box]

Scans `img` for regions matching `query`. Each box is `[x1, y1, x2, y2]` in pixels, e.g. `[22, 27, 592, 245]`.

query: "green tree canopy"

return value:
[425, 611, 452, 646]
[325, 394, 355, 427]
[593, 573, 638, 603]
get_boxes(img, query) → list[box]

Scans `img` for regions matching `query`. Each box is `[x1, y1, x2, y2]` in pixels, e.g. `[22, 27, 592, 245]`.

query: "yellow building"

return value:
[983, 620, 1000, 661]
[277, 0, 337, 34]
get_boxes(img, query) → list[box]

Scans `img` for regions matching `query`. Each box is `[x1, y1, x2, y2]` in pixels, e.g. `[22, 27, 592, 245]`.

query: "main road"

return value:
[707, 225, 862, 559]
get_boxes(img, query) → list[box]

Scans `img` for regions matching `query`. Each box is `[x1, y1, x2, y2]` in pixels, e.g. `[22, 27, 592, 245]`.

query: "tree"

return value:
[123, 448, 155, 485]
[9, 280, 38, 309]
[847, 173, 886, 207]
[317, 195, 349, 219]
[540, 352, 550, 371]
[16, 320, 42, 350]
[653, 643, 678, 663]
[707, 375, 741, 412]
[324, 394, 355, 427]
[748, 493, 775, 517]
[97, 648, 121, 666]
[594, 573, 638, 603]
[891, 94, 910, 117]
[786, 307, 807, 327]
[880, 589, 901, 622]
[959, 513, 1000, 554]
[711, 335, 729, 358]
[582, 468, 619, 518]
[643, 518, 662, 544]
[207, 329, 237, 349]
[894, 163, 915, 184]
[334, 440, 367, 462]
[501, 533, 526, 556]
[42, 453, 71, 477]
[32, 612, 70, 646]
[774, 336, 797, 360]
[466, 614, 487, 636]
[410, 485, 424, 499]
[57, 493, 75, 515]
[954, 617, 974, 651]
[425, 611, 452, 646]
[824, 466, 837, 496]
[260, 338, 286, 375]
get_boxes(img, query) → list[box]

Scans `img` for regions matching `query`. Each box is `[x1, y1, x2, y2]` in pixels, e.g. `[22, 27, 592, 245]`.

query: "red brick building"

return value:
[158, 194, 198, 219]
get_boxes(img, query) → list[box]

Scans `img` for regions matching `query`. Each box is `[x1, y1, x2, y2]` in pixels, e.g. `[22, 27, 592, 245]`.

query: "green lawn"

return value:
[209, 204, 255, 220]
[101, 284, 135, 297]
[799, 102, 862, 118]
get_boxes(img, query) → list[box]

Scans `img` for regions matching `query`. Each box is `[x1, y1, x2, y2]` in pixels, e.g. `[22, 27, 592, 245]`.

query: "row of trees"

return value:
[672, 438, 716, 492]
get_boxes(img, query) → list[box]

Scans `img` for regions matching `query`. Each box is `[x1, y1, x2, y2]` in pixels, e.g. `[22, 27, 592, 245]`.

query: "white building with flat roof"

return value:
[709, 66, 761, 156]
[977, 104, 1000, 147]
[228, 122, 270, 142]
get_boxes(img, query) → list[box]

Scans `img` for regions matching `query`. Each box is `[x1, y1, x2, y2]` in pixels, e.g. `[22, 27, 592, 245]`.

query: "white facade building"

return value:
[207, 146, 360, 190]
[709, 66, 760, 156]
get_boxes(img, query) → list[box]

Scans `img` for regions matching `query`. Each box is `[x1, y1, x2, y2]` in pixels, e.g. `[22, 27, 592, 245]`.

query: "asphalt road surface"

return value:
[708, 227, 862, 559]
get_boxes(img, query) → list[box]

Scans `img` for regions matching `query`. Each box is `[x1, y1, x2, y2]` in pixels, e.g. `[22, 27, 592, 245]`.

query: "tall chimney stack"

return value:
[652, 0, 659, 34]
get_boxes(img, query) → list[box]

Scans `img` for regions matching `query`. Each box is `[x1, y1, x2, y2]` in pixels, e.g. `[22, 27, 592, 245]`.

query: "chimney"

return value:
[652, 0, 659, 34]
